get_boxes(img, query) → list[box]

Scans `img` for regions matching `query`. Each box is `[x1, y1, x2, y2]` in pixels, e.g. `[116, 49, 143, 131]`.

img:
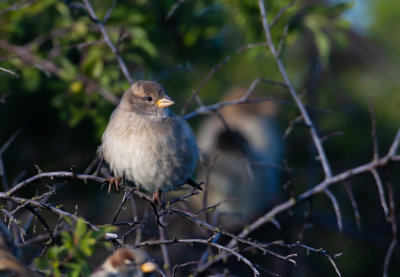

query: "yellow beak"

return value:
[156, 97, 175, 108]
[140, 262, 157, 273]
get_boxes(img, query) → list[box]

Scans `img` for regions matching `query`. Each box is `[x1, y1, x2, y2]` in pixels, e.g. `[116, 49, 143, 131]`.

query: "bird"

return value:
[99, 80, 199, 204]
[0, 222, 40, 276]
[194, 87, 282, 230]
[90, 247, 157, 277]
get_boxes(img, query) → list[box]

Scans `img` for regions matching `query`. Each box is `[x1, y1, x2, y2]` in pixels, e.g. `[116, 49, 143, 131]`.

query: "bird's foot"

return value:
[105, 176, 123, 195]
[152, 189, 164, 207]
[186, 178, 204, 191]
[150, 189, 166, 229]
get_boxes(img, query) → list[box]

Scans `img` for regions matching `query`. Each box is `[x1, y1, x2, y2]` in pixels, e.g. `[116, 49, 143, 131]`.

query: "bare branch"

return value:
[0, 67, 19, 78]
[0, 0, 34, 15]
[180, 42, 275, 116]
[102, 0, 118, 23]
[0, 192, 100, 231]
[181, 55, 232, 115]
[165, 0, 185, 21]
[191, 130, 400, 271]
[383, 169, 397, 277]
[387, 130, 400, 156]
[268, 0, 299, 29]
[344, 182, 361, 229]
[368, 95, 379, 160]
[8, 171, 104, 196]
[82, 0, 133, 84]
[324, 189, 342, 232]
[370, 168, 389, 220]
[183, 78, 288, 120]
[137, 238, 260, 277]
[172, 261, 198, 277]
[0, 129, 22, 157]
[276, 24, 289, 57]
[320, 131, 344, 143]
[258, 0, 333, 179]
[158, 221, 171, 275]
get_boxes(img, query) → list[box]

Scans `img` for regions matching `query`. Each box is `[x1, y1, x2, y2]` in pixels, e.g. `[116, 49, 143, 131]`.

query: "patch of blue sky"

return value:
[331, 0, 373, 34]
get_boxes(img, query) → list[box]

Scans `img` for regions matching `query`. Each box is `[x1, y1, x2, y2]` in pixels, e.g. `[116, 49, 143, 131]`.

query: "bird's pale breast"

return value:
[101, 107, 198, 193]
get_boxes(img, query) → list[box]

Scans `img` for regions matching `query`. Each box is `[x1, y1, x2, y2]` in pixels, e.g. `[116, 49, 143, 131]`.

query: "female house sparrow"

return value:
[99, 81, 199, 203]
[90, 248, 157, 277]
[194, 88, 282, 229]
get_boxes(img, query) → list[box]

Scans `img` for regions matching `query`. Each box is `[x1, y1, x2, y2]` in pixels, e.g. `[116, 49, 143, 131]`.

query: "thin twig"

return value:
[172, 261, 198, 277]
[268, 0, 299, 29]
[202, 154, 219, 225]
[343, 182, 361, 229]
[102, 0, 118, 23]
[0, 129, 22, 157]
[111, 190, 131, 225]
[0, 193, 99, 231]
[258, 0, 333, 179]
[82, 0, 133, 84]
[324, 189, 342, 232]
[183, 77, 288, 120]
[168, 207, 296, 265]
[0, 0, 33, 15]
[137, 238, 260, 277]
[368, 95, 379, 160]
[370, 168, 389, 220]
[165, 0, 185, 21]
[383, 168, 397, 277]
[158, 201, 171, 276]
[0, 67, 19, 78]
[180, 42, 277, 116]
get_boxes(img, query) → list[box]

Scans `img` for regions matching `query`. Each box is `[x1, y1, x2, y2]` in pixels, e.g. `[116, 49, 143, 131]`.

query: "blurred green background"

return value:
[0, 0, 399, 276]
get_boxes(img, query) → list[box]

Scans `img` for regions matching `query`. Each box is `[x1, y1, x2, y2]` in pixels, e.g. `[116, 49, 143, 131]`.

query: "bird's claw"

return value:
[105, 176, 123, 195]
[152, 189, 164, 208]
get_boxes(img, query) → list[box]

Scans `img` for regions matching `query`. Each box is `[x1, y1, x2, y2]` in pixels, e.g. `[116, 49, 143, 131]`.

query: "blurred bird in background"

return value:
[194, 87, 283, 230]
[0, 222, 40, 277]
[90, 247, 157, 277]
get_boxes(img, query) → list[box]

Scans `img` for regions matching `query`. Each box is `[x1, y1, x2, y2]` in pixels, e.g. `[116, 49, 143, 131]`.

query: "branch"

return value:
[233, 132, 400, 241]
[183, 77, 289, 120]
[0, 192, 99, 231]
[324, 189, 342, 232]
[180, 42, 273, 116]
[137, 238, 260, 277]
[165, 0, 185, 21]
[82, 0, 133, 84]
[258, 0, 333, 178]
[0, 40, 119, 105]
[0, 67, 19, 78]
[199, 130, 400, 270]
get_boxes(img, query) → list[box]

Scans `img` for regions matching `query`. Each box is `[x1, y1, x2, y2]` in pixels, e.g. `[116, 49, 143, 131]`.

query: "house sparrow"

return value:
[90, 248, 157, 277]
[99, 80, 199, 203]
[194, 87, 282, 229]
[0, 222, 40, 276]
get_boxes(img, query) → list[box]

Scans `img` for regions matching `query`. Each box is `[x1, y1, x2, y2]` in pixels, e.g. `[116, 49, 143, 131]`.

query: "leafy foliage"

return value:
[35, 218, 115, 277]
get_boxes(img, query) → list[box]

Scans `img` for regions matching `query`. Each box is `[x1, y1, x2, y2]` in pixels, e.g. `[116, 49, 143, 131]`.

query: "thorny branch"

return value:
[1, 0, 400, 276]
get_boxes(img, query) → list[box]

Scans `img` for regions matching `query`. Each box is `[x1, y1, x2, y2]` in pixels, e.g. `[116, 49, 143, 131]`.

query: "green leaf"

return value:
[21, 67, 41, 92]
[74, 218, 87, 239]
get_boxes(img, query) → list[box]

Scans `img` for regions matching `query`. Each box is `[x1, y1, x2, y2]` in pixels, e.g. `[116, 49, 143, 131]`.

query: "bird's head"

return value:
[96, 248, 157, 277]
[121, 80, 175, 119]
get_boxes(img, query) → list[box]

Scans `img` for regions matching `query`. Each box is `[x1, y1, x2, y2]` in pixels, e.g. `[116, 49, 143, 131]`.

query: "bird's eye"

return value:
[146, 96, 152, 101]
